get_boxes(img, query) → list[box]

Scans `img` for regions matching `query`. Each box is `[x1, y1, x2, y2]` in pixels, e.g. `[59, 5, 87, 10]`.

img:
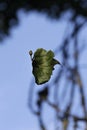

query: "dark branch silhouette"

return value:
[28, 18, 87, 130]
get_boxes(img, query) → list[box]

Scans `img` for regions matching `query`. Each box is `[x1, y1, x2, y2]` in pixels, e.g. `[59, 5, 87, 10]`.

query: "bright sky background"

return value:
[0, 10, 87, 130]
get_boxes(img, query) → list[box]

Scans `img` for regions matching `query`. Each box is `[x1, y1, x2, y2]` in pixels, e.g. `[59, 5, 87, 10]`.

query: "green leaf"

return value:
[29, 48, 60, 85]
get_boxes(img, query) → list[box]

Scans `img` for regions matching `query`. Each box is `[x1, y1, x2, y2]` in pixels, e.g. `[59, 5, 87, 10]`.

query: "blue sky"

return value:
[0, 11, 87, 130]
[0, 11, 67, 130]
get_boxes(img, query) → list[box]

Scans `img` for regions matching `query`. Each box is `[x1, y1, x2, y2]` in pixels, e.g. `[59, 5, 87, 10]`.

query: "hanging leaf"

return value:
[29, 48, 60, 85]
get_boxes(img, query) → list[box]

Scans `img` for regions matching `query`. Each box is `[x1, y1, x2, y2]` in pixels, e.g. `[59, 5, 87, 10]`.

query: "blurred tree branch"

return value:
[28, 17, 87, 129]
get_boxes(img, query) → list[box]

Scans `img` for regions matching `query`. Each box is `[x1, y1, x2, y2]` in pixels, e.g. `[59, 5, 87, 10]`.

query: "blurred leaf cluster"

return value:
[0, 0, 87, 41]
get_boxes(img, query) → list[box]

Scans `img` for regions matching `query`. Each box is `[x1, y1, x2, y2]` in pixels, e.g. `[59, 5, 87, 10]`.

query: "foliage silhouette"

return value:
[0, 0, 87, 41]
